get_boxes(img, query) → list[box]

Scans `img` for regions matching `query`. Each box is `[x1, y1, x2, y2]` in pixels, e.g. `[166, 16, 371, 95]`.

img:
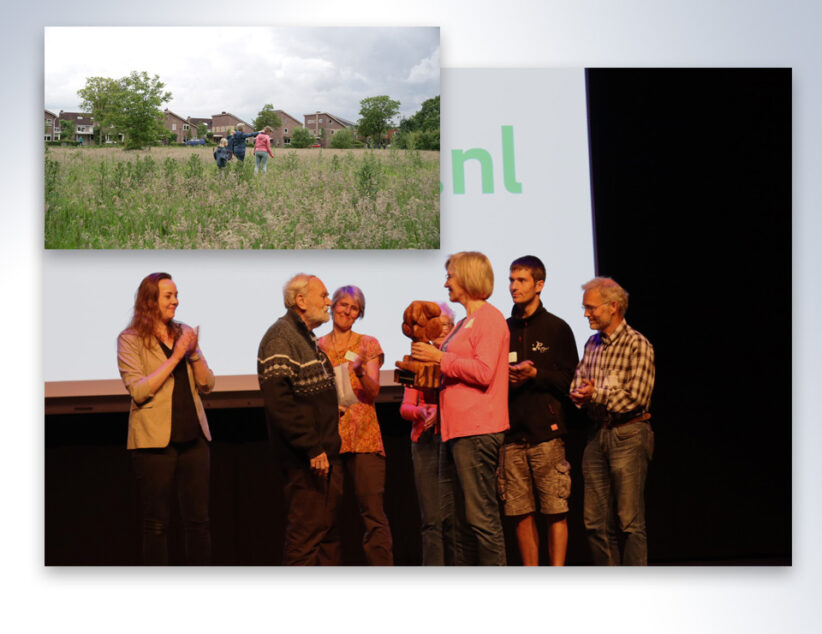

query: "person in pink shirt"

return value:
[254, 126, 275, 175]
[411, 251, 510, 565]
[399, 303, 457, 565]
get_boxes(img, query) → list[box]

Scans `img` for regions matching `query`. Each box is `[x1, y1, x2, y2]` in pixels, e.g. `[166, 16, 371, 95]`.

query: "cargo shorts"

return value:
[498, 438, 571, 516]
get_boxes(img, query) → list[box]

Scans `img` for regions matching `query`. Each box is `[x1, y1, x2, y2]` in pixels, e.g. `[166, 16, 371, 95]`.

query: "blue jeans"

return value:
[412, 429, 457, 565]
[582, 421, 654, 565]
[254, 151, 269, 174]
[442, 432, 507, 565]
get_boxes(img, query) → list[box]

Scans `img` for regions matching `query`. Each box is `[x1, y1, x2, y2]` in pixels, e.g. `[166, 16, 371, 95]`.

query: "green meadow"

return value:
[44, 146, 440, 249]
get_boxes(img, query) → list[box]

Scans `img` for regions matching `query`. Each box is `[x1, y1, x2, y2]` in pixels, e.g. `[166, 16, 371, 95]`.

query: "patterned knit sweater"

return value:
[257, 308, 340, 464]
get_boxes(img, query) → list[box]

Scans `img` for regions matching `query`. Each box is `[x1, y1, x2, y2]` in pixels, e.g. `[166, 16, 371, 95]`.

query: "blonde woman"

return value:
[411, 251, 510, 565]
[224, 122, 258, 162]
[254, 126, 275, 174]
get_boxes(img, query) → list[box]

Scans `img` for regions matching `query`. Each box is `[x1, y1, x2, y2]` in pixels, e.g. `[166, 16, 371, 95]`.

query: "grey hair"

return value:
[236, 123, 244, 131]
[581, 277, 629, 316]
[283, 273, 314, 309]
[331, 285, 366, 319]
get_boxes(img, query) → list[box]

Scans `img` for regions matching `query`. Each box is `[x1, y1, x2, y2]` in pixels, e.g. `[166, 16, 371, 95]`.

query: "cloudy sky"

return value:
[44, 26, 439, 125]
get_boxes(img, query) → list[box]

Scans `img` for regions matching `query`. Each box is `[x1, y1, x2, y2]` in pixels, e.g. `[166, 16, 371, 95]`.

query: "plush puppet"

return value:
[395, 300, 443, 388]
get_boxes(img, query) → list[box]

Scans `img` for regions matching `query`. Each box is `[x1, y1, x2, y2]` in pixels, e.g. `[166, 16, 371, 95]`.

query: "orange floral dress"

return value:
[318, 332, 385, 456]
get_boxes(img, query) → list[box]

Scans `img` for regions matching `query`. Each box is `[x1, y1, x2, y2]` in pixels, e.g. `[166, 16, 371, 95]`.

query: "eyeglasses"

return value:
[582, 302, 610, 313]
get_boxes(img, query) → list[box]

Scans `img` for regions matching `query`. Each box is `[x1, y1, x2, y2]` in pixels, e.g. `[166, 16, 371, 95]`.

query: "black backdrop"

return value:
[45, 68, 791, 565]
[583, 68, 791, 563]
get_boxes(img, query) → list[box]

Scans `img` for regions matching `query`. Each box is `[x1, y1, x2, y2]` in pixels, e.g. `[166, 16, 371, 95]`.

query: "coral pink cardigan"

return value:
[438, 302, 510, 442]
[254, 133, 274, 157]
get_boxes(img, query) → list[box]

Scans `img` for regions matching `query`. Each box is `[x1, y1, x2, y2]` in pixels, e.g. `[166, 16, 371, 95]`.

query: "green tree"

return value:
[110, 71, 172, 150]
[77, 76, 120, 145]
[253, 104, 283, 131]
[197, 122, 208, 139]
[329, 129, 355, 149]
[357, 96, 400, 146]
[396, 95, 439, 150]
[290, 127, 313, 148]
[59, 118, 75, 143]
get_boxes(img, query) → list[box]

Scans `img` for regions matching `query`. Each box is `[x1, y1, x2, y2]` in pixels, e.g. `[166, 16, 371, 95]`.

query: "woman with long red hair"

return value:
[117, 272, 215, 564]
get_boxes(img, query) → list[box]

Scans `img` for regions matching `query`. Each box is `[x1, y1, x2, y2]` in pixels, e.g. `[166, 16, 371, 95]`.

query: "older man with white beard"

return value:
[257, 273, 342, 565]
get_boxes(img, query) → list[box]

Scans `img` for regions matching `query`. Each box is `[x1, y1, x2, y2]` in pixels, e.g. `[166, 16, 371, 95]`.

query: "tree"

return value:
[329, 129, 355, 149]
[253, 104, 283, 131]
[197, 122, 208, 139]
[110, 71, 172, 150]
[357, 96, 400, 146]
[77, 76, 120, 145]
[396, 95, 439, 150]
[290, 127, 313, 148]
[58, 118, 75, 143]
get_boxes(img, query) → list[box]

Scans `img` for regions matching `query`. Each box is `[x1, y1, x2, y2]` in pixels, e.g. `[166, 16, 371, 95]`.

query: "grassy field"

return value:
[44, 145, 440, 249]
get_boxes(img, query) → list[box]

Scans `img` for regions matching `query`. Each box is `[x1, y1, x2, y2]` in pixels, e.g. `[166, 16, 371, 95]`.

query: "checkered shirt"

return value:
[571, 319, 655, 420]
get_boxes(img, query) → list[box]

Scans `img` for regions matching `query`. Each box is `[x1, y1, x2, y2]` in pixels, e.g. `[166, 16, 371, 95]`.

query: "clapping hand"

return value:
[570, 378, 595, 405]
[509, 360, 537, 385]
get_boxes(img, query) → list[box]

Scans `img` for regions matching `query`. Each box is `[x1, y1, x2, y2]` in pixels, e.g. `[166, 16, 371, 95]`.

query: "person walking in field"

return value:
[224, 123, 259, 163]
[213, 138, 232, 170]
[254, 126, 275, 175]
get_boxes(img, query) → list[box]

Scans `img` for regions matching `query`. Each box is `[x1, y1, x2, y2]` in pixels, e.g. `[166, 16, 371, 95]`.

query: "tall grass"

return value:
[44, 146, 440, 249]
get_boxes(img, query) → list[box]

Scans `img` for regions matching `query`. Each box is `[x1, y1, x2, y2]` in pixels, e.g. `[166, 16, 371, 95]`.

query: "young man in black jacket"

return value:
[501, 256, 579, 565]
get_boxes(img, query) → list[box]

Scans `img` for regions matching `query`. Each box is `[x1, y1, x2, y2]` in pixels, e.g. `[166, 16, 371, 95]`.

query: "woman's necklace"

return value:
[331, 330, 353, 359]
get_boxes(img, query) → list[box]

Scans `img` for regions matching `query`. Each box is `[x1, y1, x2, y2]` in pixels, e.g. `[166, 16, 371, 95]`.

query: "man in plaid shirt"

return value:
[570, 277, 655, 565]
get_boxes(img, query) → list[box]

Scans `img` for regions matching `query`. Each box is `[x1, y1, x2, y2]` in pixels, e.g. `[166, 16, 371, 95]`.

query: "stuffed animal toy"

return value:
[395, 300, 444, 388]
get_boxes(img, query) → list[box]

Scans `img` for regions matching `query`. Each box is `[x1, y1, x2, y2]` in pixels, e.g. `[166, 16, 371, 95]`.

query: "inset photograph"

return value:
[44, 26, 440, 249]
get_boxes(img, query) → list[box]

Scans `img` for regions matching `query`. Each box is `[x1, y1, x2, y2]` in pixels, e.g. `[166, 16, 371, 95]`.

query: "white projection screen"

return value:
[43, 69, 596, 386]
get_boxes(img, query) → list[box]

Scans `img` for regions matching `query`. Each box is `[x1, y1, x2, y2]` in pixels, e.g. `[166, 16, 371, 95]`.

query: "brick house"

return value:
[45, 110, 59, 141]
[188, 117, 212, 139]
[164, 109, 206, 143]
[303, 112, 357, 147]
[269, 110, 303, 147]
[57, 111, 95, 145]
[212, 112, 254, 141]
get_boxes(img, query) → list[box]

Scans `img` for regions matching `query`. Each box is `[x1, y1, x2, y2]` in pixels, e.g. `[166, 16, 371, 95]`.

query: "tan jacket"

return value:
[117, 327, 215, 449]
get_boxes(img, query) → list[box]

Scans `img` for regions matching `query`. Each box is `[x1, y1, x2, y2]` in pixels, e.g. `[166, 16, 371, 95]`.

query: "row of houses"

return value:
[45, 107, 359, 148]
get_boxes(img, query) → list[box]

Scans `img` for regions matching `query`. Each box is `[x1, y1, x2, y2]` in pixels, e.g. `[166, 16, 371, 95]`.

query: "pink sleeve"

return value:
[400, 387, 423, 422]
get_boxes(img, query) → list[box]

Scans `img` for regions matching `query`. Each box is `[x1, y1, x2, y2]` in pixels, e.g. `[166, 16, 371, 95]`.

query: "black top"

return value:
[158, 339, 201, 443]
[506, 302, 579, 444]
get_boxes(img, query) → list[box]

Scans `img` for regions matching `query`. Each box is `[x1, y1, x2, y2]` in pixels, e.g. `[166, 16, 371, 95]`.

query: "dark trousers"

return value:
[344, 453, 394, 565]
[320, 453, 394, 565]
[282, 459, 344, 565]
[412, 429, 457, 565]
[130, 436, 211, 565]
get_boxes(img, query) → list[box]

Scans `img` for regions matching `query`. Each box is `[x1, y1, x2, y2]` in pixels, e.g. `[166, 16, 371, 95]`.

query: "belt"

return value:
[603, 409, 651, 429]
